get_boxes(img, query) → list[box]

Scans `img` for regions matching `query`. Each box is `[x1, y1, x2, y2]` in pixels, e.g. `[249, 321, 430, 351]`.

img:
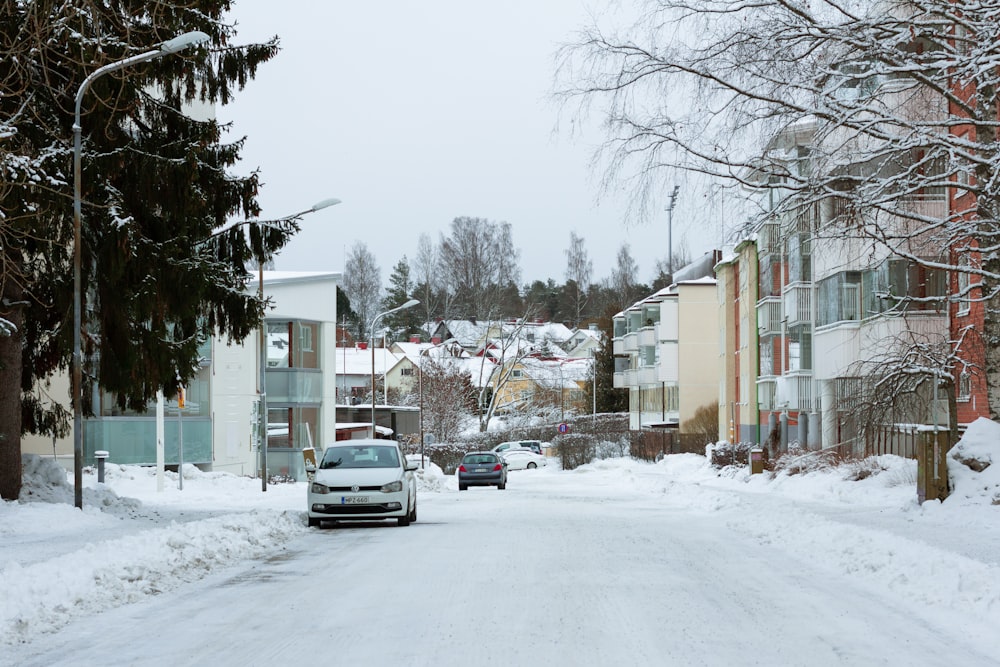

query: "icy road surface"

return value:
[5, 460, 998, 666]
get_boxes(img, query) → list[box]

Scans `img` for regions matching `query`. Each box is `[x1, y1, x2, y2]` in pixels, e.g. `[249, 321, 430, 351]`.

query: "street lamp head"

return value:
[310, 198, 342, 212]
[401, 298, 420, 310]
[160, 31, 210, 54]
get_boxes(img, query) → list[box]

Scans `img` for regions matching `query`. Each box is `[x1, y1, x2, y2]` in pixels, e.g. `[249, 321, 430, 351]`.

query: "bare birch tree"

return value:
[412, 232, 443, 330]
[610, 243, 640, 311]
[557, 0, 1000, 418]
[439, 216, 521, 319]
[343, 242, 382, 340]
[564, 231, 594, 326]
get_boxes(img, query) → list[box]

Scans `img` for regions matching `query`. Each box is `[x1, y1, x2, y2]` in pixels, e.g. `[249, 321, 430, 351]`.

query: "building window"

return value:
[511, 369, 523, 378]
[958, 371, 971, 402]
[816, 270, 864, 324]
[268, 320, 321, 368]
[956, 254, 971, 316]
[299, 323, 314, 351]
[401, 367, 414, 376]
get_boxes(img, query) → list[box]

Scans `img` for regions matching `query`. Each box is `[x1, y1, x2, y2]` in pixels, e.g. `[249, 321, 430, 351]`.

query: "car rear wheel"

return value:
[498, 481, 506, 490]
[527, 462, 537, 469]
[459, 483, 467, 491]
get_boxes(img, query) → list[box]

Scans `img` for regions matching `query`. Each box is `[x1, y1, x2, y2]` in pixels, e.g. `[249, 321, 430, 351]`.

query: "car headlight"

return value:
[381, 480, 403, 493]
[311, 482, 330, 494]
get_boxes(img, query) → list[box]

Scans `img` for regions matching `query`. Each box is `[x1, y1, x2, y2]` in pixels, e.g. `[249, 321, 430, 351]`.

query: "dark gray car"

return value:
[458, 452, 507, 490]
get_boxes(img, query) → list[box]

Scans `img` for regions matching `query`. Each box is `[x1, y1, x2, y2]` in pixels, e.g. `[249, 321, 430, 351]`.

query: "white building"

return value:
[24, 271, 341, 481]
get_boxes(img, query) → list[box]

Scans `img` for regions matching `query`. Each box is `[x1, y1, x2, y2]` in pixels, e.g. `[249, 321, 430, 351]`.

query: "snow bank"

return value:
[947, 417, 1000, 506]
[2, 456, 307, 646]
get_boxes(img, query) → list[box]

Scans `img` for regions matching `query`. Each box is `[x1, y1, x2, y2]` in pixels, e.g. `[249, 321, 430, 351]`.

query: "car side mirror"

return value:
[404, 460, 418, 472]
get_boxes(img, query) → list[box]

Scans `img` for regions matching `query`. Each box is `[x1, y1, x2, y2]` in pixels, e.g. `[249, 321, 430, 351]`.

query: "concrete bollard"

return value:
[95, 450, 109, 483]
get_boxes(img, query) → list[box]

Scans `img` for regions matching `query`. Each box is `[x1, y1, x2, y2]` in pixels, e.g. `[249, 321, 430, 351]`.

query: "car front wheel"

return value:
[308, 517, 320, 528]
[527, 462, 537, 469]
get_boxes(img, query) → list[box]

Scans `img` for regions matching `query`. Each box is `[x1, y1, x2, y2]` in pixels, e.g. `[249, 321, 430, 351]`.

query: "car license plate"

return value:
[475, 468, 488, 473]
[341, 496, 369, 504]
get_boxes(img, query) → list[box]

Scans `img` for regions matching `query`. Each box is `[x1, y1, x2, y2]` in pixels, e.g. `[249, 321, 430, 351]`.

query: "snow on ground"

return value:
[2, 423, 998, 650]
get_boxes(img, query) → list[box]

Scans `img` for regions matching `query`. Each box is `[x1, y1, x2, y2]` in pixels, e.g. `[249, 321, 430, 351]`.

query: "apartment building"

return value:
[613, 253, 721, 434]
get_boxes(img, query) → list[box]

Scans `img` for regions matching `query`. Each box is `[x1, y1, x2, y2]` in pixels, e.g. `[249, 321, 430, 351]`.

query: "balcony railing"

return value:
[85, 417, 212, 465]
[757, 296, 783, 336]
[612, 338, 625, 355]
[622, 332, 639, 353]
[637, 366, 658, 385]
[613, 372, 626, 389]
[757, 378, 777, 411]
[783, 282, 812, 327]
[638, 326, 657, 347]
[776, 373, 815, 412]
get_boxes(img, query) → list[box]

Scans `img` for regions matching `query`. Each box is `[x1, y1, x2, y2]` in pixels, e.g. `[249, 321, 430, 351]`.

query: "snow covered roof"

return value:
[512, 357, 593, 388]
[335, 346, 404, 376]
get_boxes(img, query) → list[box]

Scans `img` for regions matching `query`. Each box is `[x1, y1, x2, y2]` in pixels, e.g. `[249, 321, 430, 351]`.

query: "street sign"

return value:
[558, 422, 569, 434]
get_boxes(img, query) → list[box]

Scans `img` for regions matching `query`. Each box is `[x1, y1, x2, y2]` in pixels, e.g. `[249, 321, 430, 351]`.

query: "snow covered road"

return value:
[5, 458, 998, 666]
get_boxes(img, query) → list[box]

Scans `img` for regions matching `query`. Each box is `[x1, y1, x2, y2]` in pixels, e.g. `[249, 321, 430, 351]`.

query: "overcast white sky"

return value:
[220, 1, 721, 287]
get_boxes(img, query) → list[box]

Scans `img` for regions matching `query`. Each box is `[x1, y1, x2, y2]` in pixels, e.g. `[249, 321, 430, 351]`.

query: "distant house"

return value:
[491, 355, 593, 418]
[333, 344, 409, 405]
[564, 324, 602, 358]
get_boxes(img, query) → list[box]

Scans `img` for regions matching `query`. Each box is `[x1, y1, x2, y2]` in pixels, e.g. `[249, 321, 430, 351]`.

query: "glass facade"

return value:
[819, 258, 946, 327]
[88, 338, 212, 465]
[265, 319, 324, 473]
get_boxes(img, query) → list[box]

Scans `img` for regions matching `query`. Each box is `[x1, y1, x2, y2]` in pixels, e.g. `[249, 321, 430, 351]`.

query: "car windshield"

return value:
[463, 454, 497, 465]
[320, 445, 400, 469]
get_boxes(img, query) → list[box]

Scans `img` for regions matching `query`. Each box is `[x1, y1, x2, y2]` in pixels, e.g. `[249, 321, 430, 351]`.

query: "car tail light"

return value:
[493, 464, 502, 472]
[458, 464, 467, 472]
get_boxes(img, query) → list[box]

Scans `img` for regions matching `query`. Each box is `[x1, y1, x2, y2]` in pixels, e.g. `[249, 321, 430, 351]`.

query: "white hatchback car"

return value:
[500, 449, 549, 470]
[306, 440, 418, 528]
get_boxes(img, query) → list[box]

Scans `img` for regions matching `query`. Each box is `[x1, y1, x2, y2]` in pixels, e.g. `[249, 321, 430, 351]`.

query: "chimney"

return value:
[431, 337, 441, 345]
[589, 323, 598, 331]
[357, 342, 368, 350]
[410, 334, 421, 344]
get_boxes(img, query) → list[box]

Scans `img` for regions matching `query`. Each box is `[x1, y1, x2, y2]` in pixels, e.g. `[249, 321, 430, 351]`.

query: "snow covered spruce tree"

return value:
[0, 1, 291, 500]
[558, 0, 1000, 420]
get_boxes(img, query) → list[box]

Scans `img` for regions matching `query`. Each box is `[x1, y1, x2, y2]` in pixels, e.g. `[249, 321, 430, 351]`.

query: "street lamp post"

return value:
[72, 31, 209, 509]
[370, 299, 419, 437]
[665, 185, 680, 280]
[256, 198, 341, 492]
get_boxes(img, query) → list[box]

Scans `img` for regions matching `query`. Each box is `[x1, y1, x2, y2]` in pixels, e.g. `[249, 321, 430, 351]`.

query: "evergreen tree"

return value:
[586, 306, 628, 414]
[383, 256, 421, 339]
[523, 279, 560, 321]
[0, 1, 287, 500]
